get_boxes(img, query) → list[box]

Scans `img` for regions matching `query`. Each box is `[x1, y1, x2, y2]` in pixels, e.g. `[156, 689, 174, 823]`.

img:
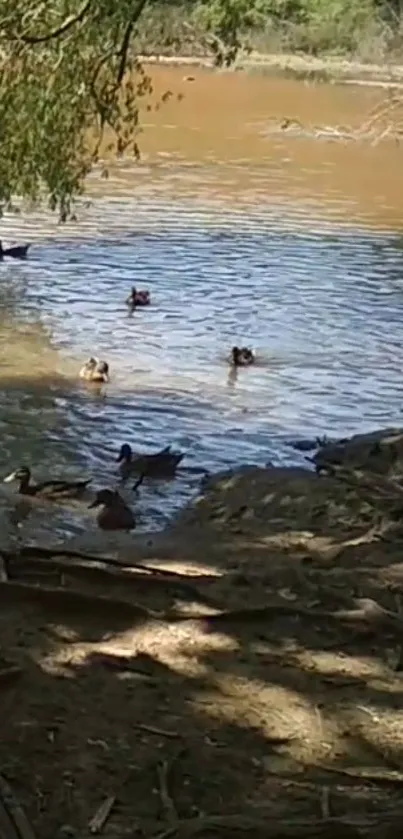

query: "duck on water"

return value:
[0, 241, 30, 260]
[3, 466, 92, 499]
[116, 443, 185, 480]
[79, 357, 110, 383]
[88, 488, 136, 531]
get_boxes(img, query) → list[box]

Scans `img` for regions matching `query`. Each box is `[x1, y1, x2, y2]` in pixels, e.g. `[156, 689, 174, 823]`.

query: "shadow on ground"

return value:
[2, 457, 403, 838]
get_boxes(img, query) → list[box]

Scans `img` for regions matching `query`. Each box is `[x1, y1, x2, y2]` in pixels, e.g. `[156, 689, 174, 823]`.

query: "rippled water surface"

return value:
[0, 68, 403, 549]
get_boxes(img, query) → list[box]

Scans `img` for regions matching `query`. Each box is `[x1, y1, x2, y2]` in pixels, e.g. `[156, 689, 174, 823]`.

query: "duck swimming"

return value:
[0, 241, 30, 260]
[88, 488, 136, 530]
[117, 443, 184, 480]
[126, 287, 150, 308]
[79, 357, 110, 383]
[230, 346, 255, 367]
[3, 466, 92, 499]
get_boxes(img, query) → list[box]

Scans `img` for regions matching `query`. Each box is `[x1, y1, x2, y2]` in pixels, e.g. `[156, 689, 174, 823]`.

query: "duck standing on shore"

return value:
[88, 488, 136, 530]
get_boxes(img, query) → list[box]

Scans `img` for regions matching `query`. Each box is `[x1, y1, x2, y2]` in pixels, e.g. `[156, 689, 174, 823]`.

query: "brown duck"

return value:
[79, 357, 110, 383]
[88, 488, 136, 530]
[4, 466, 92, 499]
[230, 346, 255, 367]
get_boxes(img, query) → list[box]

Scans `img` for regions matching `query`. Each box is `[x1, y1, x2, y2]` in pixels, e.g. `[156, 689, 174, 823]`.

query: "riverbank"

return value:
[141, 52, 403, 87]
[2, 426, 403, 837]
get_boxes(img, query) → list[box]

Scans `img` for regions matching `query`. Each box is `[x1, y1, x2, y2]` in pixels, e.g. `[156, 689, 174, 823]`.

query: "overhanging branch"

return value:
[6, 0, 92, 44]
[116, 0, 149, 84]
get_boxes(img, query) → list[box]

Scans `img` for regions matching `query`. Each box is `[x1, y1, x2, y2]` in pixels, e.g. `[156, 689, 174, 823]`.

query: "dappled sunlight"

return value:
[3, 61, 403, 839]
[295, 649, 393, 682]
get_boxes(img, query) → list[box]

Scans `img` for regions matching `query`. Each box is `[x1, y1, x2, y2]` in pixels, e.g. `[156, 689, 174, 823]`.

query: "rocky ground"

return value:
[2, 427, 403, 839]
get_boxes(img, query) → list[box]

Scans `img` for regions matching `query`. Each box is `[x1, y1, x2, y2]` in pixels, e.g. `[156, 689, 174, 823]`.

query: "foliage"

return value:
[0, 0, 257, 219]
[0, 0, 401, 218]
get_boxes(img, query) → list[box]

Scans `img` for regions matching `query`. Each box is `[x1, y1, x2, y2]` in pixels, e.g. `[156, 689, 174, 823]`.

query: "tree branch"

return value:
[7, 0, 92, 44]
[116, 0, 149, 85]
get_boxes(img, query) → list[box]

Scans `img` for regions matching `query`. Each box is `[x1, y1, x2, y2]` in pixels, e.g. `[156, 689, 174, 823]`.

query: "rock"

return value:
[313, 427, 403, 476]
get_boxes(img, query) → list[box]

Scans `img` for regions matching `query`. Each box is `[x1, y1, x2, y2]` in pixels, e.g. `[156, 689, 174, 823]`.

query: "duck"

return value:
[79, 357, 110, 383]
[3, 466, 92, 499]
[126, 287, 150, 308]
[0, 241, 30, 260]
[88, 488, 136, 530]
[116, 443, 184, 480]
[230, 346, 255, 367]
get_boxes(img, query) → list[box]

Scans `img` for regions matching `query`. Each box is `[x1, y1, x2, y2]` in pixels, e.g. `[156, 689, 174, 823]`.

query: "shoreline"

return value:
[140, 51, 403, 88]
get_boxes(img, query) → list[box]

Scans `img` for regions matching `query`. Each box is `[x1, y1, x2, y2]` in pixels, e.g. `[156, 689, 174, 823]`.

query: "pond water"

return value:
[0, 67, 403, 550]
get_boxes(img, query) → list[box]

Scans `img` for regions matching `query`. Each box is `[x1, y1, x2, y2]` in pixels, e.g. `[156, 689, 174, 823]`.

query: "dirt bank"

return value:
[2, 427, 403, 838]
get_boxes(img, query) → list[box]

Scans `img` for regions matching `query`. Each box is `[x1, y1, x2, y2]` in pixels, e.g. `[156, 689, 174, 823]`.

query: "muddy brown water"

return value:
[0, 66, 402, 549]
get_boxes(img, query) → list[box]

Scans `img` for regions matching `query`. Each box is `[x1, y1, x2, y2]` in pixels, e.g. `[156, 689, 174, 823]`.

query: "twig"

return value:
[88, 795, 115, 834]
[315, 762, 403, 786]
[7, 0, 92, 44]
[157, 759, 178, 826]
[134, 723, 180, 739]
[320, 787, 330, 819]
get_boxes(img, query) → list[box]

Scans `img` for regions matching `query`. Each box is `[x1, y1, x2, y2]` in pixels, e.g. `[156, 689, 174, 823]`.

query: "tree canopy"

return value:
[0, 0, 256, 219]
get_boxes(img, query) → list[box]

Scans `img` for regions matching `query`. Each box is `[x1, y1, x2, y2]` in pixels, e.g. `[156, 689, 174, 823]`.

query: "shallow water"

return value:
[0, 68, 403, 550]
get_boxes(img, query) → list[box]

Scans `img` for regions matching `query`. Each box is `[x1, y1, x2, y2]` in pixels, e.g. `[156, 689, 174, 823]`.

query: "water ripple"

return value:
[0, 174, 402, 546]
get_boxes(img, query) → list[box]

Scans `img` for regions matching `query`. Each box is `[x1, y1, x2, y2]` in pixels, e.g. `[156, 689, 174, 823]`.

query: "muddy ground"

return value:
[2, 431, 403, 839]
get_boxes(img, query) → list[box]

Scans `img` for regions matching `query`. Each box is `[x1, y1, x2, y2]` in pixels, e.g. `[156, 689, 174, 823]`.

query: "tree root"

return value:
[150, 812, 400, 839]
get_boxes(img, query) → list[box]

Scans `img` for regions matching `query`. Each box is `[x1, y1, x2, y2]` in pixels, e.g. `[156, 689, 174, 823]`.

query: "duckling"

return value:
[0, 240, 30, 260]
[126, 286, 151, 309]
[79, 357, 110, 383]
[3, 466, 92, 499]
[88, 488, 136, 530]
[230, 346, 255, 367]
[117, 443, 184, 479]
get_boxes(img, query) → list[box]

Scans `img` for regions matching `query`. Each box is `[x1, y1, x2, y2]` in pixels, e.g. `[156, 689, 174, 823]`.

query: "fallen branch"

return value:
[7, 555, 216, 602]
[157, 759, 178, 826]
[315, 762, 403, 787]
[195, 597, 403, 635]
[0, 545, 217, 583]
[150, 812, 395, 839]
